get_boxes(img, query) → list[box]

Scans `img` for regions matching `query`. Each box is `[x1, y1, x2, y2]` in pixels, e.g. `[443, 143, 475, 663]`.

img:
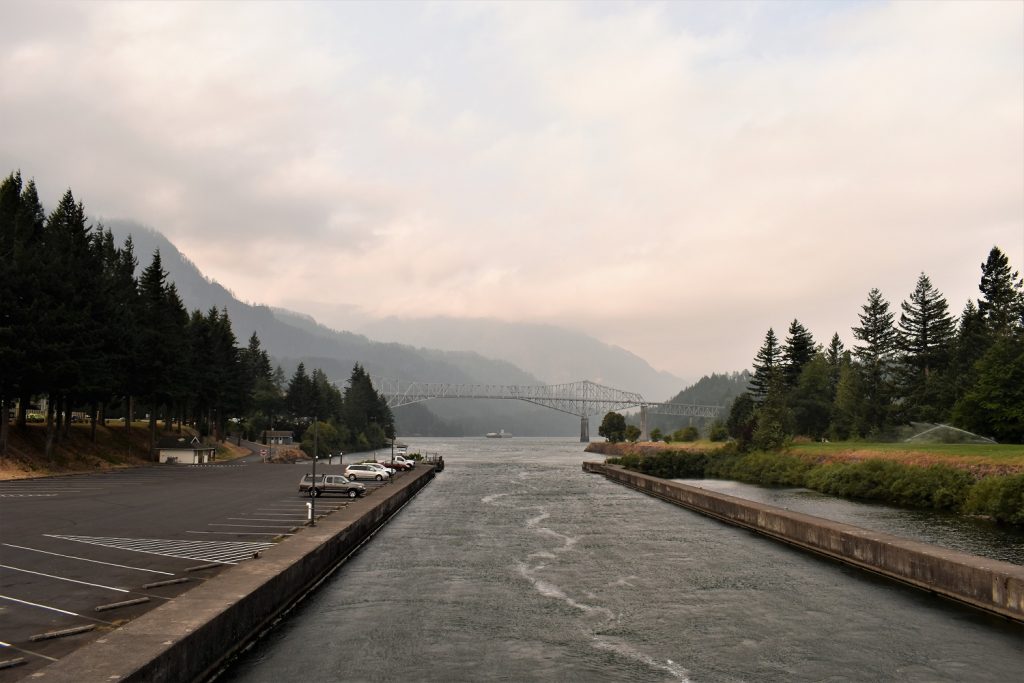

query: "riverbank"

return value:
[587, 442, 1024, 525]
[584, 461, 1024, 623]
[30, 463, 436, 682]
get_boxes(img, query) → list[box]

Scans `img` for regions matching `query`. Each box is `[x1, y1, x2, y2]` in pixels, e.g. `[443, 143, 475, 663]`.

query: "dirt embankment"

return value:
[0, 423, 249, 480]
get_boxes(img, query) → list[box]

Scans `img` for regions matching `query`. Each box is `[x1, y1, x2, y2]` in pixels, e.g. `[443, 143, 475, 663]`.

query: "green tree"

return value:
[782, 319, 816, 390]
[830, 352, 865, 440]
[726, 391, 757, 448]
[824, 332, 844, 401]
[852, 288, 896, 433]
[749, 328, 781, 401]
[625, 425, 642, 442]
[978, 246, 1024, 338]
[598, 411, 626, 443]
[792, 354, 832, 439]
[649, 427, 663, 442]
[952, 336, 1024, 443]
[896, 273, 956, 421]
[752, 373, 791, 451]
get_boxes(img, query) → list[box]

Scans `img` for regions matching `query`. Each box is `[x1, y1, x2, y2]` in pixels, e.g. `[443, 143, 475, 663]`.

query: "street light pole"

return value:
[311, 417, 317, 525]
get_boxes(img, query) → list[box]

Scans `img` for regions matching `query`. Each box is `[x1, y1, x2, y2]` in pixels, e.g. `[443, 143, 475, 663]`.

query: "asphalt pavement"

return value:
[0, 452, 397, 680]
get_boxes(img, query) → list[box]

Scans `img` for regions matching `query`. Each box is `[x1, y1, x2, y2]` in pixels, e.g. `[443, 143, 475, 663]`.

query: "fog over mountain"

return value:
[104, 220, 652, 436]
[358, 317, 686, 401]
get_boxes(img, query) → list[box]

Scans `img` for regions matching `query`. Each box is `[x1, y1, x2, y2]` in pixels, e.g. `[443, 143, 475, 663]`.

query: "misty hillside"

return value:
[357, 316, 686, 401]
[104, 220, 580, 436]
[645, 371, 751, 434]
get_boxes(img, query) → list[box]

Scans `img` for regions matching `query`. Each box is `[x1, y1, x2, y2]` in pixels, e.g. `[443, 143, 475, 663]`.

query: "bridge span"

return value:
[370, 378, 722, 441]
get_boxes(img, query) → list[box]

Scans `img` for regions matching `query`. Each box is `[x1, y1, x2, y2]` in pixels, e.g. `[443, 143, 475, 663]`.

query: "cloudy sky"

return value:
[2, 1, 1021, 380]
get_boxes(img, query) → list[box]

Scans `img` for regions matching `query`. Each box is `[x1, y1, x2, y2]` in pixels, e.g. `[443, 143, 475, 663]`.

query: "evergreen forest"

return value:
[729, 247, 1024, 447]
[0, 171, 394, 460]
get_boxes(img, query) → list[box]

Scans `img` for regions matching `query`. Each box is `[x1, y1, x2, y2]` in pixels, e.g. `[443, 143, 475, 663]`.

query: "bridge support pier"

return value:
[640, 404, 649, 442]
[580, 416, 589, 442]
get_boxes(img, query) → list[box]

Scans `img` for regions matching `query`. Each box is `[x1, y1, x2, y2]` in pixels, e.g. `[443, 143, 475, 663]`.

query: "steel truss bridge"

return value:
[370, 378, 723, 442]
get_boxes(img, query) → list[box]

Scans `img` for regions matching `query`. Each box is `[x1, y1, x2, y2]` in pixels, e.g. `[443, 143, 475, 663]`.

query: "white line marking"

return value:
[1, 544, 174, 575]
[187, 531, 292, 536]
[45, 534, 274, 564]
[0, 594, 80, 616]
[0, 639, 60, 662]
[228, 517, 305, 521]
[0, 564, 129, 592]
[207, 528, 296, 532]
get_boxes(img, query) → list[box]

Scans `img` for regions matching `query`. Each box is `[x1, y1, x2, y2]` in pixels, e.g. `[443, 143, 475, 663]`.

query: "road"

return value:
[0, 450, 396, 680]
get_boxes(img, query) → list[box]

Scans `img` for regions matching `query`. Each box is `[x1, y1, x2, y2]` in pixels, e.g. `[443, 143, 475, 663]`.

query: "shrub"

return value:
[963, 474, 1024, 524]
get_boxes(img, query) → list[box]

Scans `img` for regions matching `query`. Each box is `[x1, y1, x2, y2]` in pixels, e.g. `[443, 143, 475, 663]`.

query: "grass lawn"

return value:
[789, 441, 1024, 469]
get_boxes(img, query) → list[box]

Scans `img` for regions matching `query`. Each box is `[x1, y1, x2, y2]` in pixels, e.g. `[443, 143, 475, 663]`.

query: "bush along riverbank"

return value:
[586, 442, 1024, 526]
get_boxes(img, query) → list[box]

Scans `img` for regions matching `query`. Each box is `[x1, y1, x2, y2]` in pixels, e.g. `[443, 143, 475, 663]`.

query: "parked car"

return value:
[381, 455, 415, 470]
[344, 464, 389, 481]
[299, 473, 366, 498]
[361, 461, 396, 476]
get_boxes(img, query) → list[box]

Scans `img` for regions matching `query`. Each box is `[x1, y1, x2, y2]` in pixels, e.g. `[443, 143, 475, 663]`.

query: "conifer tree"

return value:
[749, 328, 780, 401]
[978, 246, 1024, 338]
[824, 332, 844, 400]
[782, 319, 816, 390]
[852, 288, 896, 433]
[896, 273, 956, 421]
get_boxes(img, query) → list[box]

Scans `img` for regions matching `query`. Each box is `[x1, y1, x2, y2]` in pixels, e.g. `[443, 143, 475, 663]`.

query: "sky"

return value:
[2, 0, 1022, 381]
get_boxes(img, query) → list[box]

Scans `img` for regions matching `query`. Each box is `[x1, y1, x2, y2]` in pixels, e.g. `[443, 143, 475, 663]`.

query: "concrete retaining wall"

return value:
[584, 461, 1024, 622]
[34, 465, 436, 682]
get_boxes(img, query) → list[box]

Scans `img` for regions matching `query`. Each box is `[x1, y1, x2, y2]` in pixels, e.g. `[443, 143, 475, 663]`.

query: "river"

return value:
[220, 437, 1023, 682]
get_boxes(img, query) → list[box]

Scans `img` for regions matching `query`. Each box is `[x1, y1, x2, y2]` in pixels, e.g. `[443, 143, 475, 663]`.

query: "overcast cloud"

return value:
[2, 1, 1021, 381]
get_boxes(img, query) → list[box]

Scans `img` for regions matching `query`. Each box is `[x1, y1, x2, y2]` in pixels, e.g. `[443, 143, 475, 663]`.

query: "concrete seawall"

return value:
[584, 461, 1024, 623]
[33, 465, 436, 682]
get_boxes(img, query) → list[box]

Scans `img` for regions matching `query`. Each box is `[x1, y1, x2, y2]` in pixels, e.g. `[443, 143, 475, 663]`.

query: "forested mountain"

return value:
[357, 316, 685, 400]
[105, 221, 579, 436]
[643, 371, 751, 435]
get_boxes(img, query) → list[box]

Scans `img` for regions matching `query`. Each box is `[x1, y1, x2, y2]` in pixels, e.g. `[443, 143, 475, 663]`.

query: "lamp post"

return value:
[311, 417, 318, 525]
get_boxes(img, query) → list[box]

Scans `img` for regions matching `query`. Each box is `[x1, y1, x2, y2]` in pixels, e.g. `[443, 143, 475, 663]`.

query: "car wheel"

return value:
[348, 489, 357, 499]
[375, 474, 383, 481]
[309, 488, 319, 498]
[348, 474, 357, 481]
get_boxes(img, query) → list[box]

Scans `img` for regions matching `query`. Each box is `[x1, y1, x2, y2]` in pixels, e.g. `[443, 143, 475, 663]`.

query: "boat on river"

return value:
[485, 429, 512, 438]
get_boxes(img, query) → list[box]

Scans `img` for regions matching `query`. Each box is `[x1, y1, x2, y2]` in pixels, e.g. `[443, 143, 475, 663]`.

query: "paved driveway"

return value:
[0, 458, 395, 680]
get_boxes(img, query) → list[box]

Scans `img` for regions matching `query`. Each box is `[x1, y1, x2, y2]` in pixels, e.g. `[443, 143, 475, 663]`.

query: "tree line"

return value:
[0, 171, 394, 458]
[728, 246, 1024, 448]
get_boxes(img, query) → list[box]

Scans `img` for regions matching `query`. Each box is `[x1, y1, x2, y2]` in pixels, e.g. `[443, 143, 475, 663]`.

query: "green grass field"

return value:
[790, 441, 1024, 467]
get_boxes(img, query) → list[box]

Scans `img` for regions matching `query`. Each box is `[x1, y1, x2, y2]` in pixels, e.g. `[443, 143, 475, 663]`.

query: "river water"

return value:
[221, 438, 1023, 682]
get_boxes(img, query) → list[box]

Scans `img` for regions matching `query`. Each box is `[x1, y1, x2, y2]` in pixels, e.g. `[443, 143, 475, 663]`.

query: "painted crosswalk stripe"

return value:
[1, 543, 175, 575]
[45, 534, 274, 564]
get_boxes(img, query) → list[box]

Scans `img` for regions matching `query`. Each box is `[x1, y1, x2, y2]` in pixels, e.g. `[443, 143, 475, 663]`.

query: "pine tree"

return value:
[824, 332, 844, 400]
[896, 273, 956, 421]
[829, 352, 865, 440]
[749, 328, 781, 401]
[978, 246, 1024, 338]
[782, 319, 816, 390]
[852, 288, 896, 433]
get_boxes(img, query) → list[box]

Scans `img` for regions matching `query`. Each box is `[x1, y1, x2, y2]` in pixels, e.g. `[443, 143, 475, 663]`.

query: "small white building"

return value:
[156, 436, 217, 464]
[262, 430, 294, 445]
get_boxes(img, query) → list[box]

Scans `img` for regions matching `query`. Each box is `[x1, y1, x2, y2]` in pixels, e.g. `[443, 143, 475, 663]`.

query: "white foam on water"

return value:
[592, 638, 693, 683]
[481, 492, 509, 504]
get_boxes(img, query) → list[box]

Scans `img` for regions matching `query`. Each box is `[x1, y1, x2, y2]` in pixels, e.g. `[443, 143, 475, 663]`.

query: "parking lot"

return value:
[0, 460, 400, 680]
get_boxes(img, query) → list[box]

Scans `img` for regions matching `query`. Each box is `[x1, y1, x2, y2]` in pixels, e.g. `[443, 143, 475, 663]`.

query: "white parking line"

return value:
[207, 528, 296, 532]
[228, 517, 305, 522]
[0, 639, 59, 663]
[0, 564, 129, 592]
[187, 531, 292, 536]
[0, 594, 80, 616]
[1, 544, 175, 575]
